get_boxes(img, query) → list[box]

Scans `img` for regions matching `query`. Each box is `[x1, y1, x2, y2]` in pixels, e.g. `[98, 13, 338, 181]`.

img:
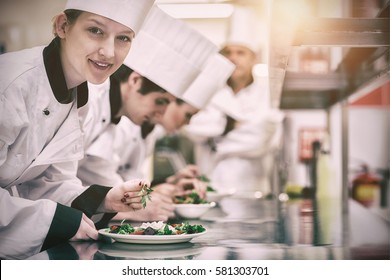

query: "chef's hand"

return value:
[166, 164, 199, 184]
[70, 213, 99, 241]
[154, 183, 177, 198]
[113, 184, 176, 222]
[98, 179, 149, 213]
[174, 177, 207, 199]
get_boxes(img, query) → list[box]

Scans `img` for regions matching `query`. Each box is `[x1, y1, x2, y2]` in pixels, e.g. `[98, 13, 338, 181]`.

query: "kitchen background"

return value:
[0, 0, 388, 211]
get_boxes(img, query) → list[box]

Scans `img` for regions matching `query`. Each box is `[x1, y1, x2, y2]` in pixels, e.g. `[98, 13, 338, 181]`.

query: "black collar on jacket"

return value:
[109, 76, 122, 124]
[43, 37, 88, 108]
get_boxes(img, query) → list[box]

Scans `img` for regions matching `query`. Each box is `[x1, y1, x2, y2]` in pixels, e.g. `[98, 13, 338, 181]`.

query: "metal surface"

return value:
[294, 18, 390, 47]
[341, 98, 350, 254]
[280, 72, 348, 109]
[28, 199, 390, 260]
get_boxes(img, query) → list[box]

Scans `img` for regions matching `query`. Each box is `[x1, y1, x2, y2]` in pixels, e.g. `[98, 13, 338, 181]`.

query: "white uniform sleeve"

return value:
[114, 122, 156, 182]
[78, 123, 125, 186]
[78, 155, 124, 186]
[183, 105, 227, 142]
[15, 160, 85, 205]
[215, 111, 284, 159]
[0, 189, 56, 259]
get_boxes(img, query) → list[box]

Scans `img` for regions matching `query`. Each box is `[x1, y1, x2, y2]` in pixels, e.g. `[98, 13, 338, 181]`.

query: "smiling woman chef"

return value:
[0, 0, 155, 259]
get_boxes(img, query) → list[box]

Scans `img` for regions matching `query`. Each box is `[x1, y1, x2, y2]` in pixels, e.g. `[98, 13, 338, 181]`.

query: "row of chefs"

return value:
[0, 0, 283, 259]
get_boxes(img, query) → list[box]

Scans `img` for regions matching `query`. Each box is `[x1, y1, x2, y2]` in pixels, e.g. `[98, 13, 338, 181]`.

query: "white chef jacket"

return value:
[77, 77, 126, 186]
[77, 72, 168, 187]
[0, 39, 111, 259]
[114, 118, 159, 182]
[185, 79, 284, 195]
[78, 115, 158, 186]
[80, 79, 112, 150]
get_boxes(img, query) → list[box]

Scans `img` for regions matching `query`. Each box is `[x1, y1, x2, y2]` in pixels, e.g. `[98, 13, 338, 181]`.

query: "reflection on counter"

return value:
[28, 196, 389, 260]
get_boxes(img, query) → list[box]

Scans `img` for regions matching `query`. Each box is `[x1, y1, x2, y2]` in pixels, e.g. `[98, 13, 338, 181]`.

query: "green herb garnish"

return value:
[139, 185, 153, 208]
[197, 175, 210, 182]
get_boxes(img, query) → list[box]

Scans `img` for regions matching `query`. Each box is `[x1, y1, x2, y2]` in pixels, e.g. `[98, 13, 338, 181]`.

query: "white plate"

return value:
[98, 242, 204, 259]
[175, 202, 215, 219]
[98, 228, 207, 244]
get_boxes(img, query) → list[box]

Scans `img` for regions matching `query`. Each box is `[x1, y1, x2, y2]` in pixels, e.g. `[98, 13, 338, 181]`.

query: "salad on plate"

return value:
[108, 221, 205, 236]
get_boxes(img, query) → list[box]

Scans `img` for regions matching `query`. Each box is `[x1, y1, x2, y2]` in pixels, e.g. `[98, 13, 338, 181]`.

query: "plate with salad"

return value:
[98, 221, 207, 244]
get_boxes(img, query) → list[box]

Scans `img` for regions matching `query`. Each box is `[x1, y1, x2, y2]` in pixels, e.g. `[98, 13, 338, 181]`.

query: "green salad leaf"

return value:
[174, 190, 209, 204]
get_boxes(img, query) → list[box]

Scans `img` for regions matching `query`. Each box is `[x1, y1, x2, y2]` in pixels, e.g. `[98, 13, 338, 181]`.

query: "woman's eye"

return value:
[117, 35, 132, 43]
[88, 27, 103, 35]
[155, 98, 169, 106]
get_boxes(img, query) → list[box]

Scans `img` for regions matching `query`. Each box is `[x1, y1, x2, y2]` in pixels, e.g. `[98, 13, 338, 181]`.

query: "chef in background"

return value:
[76, 6, 218, 222]
[0, 0, 155, 259]
[185, 7, 284, 203]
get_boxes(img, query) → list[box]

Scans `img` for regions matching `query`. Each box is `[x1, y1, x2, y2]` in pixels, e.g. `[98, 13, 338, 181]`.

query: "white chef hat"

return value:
[223, 6, 263, 54]
[181, 53, 235, 109]
[65, 0, 155, 35]
[124, 6, 218, 98]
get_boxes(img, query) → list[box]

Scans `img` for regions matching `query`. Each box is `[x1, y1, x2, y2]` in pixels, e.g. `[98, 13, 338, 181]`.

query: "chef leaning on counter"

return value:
[77, 6, 221, 223]
[185, 7, 284, 198]
[0, 0, 156, 260]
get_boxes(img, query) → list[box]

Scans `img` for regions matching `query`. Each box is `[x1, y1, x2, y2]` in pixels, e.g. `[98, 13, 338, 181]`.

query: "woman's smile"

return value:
[89, 58, 113, 71]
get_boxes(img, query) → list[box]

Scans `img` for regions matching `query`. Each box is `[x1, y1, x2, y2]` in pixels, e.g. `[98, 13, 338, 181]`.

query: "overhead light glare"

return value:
[157, 3, 234, 19]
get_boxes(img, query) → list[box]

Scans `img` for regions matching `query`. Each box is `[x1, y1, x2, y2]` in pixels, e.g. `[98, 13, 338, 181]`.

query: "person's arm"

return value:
[183, 105, 227, 142]
[15, 159, 146, 216]
[215, 112, 284, 159]
[78, 155, 124, 187]
[0, 189, 83, 259]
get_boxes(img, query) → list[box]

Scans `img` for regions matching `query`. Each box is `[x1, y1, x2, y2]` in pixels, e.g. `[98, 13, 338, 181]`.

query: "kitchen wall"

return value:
[0, 0, 66, 52]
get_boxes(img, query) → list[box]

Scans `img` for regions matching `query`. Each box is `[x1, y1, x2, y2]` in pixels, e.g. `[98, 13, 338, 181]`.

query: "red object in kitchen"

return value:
[298, 128, 326, 163]
[351, 164, 381, 208]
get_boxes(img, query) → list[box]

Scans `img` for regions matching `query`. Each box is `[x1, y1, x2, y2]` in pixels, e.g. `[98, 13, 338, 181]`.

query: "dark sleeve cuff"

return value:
[94, 213, 118, 229]
[71, 184, 112, 217]
[42, 203, 82, 252]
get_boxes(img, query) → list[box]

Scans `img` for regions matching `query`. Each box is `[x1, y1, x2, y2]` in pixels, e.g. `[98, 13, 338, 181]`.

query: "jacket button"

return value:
[43, 109, 50, 116]
[102, 118, 106, 123]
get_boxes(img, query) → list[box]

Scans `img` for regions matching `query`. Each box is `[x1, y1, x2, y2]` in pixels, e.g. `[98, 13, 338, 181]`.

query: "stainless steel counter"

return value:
[28, 198, 390, 260]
